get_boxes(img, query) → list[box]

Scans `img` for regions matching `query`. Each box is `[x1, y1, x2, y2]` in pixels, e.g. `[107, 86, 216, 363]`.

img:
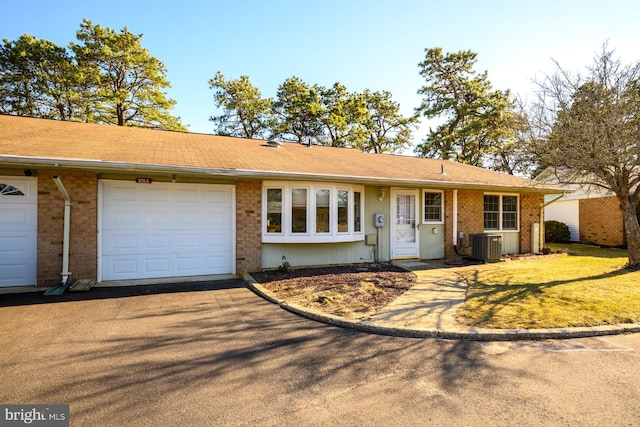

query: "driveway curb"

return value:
[242, 273, 640, 341]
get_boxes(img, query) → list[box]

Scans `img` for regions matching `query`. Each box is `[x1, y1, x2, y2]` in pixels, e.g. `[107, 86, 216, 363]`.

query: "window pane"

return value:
[502, 196, 518, 230]
[424, 191, 442, 221]
[484, 195, 499, 212]
[316, 189, 330, 233]
[353, 191, 362, 232]
[484, 195, 500, 230]
[503, 196, 517, 212]
[291, 188, 307, 233]
[396, 195, 415, 223]
[502, 212, 517, 230]
[484, 212, 499, 230]
[266, 189, 282, 233]
[338, 190, 349, 232]
[0, 183, 25, 196]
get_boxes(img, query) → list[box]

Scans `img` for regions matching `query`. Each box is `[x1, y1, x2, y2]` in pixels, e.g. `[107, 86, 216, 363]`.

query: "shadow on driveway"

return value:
[0, 279, 245, 307]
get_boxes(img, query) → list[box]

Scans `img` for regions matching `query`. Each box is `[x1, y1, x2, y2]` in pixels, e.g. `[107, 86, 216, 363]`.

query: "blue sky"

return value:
[2, 0, 639, 148]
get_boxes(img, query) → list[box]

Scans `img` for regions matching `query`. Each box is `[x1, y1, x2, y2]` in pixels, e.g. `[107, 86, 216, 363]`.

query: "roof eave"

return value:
[0, 155, 563, 194]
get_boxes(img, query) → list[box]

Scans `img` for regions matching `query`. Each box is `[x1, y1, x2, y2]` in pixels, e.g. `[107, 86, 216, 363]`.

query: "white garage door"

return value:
[101, 180, 235, 281]
[0, 177, 37, 287]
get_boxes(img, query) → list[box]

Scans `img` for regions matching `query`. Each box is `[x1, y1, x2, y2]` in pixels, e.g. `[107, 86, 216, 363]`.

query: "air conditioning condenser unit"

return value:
[470, 234, 503, 262]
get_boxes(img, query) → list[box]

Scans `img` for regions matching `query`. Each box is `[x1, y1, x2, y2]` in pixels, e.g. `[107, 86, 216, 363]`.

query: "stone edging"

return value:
[241, 273, 640, 341]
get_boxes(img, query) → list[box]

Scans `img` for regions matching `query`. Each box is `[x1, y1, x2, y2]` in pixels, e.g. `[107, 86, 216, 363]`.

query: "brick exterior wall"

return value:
[37, 171, 97, 286]
[31, 169, 547, 282]
[443, 191, 543, 259]
[235, 181, 262, 273]
[520, 193, 543, 253]
[579, 196, 625, 246]
[450, 191, 485, 257]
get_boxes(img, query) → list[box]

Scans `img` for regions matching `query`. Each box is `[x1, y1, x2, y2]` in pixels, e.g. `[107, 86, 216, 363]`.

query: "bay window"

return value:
[263, 182, 365, 243]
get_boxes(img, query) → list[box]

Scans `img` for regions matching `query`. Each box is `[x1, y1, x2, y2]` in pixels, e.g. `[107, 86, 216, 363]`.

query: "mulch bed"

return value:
[250, 263, 417, 319]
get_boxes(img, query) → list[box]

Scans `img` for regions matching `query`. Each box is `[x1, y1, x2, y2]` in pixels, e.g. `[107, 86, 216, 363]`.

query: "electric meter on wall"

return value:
[374, 213, 385, 227]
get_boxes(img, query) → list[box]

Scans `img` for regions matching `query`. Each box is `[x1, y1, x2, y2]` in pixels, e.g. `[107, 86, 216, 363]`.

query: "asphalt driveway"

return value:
[2, 281, 640, 426]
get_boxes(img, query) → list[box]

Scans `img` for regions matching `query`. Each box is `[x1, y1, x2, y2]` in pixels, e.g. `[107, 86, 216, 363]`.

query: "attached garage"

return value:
[0, 176, 37, 287]
[100, 180, 235, 281]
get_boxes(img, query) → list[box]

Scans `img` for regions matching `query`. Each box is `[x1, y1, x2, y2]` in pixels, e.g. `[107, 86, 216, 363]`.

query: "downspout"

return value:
[453, 190, 458, 246]
[453, 189, 465, 256]
[53, 176, 72, 285]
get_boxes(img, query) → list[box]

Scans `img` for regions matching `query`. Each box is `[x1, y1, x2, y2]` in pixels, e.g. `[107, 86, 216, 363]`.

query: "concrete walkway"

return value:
[245, 261, 640, 341]
[367, 261, 468, 331]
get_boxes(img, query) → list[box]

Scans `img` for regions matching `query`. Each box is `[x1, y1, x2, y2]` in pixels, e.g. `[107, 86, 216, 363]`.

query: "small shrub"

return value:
[545, 220, 571, 243]
[279, 255, 290, 273]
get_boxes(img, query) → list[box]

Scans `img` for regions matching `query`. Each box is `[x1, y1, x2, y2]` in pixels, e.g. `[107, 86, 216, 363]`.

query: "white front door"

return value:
[0, 177, 37, 287]
[391, 189, 419, 259]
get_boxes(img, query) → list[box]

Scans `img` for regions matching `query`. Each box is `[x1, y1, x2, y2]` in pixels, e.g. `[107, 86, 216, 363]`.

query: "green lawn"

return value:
[456, 244, 640, 329]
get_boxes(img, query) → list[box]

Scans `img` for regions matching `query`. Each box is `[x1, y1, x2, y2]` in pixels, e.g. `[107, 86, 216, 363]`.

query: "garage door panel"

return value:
[177, 256, 198, 272]
[146, 210, 173, 228]
[146, 234, 171, 250]
[101, 181, 234, 281]
[0, 262, 33, 282]
[109, 258, 138, 276]
[176, 233, 199, 249]
[107, 209, 142, 228]
[108, 186, 138, 201]
[176, 188, 198, 202]
[145, 257, 171, 274]
[205, 255, 232, 272]
[0, 232, 35, 255]
[145, 188, 170, 202]
[204, 189, 230, 203]
[105, 256, 173, 279]
[175, 211, 201, 228]
[205, 236, 232, 250]
[104, 233, 178, 254]
[109, 234, 139, 250]
[0, 207, 36, 226]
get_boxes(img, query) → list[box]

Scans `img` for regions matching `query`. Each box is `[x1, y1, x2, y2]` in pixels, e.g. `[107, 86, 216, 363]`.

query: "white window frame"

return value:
[290, 186, 310, 235]
[483, 193, 519, 231]
[422, 189, 444, 224]
[265, 187, 284, 235]
[262, 181, 365, 243]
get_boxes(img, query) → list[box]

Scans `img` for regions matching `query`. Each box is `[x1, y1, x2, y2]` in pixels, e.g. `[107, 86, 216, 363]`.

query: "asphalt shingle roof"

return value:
[0, 115, 559, 193]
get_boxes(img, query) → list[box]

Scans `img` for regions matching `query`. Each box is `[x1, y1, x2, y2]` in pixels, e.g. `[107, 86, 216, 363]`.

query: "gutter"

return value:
[52, 176, 72, 286]
[543, 192, 567, 207]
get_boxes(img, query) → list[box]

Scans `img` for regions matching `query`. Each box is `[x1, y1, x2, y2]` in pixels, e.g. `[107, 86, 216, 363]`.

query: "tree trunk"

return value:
[620, 195, 640, 268]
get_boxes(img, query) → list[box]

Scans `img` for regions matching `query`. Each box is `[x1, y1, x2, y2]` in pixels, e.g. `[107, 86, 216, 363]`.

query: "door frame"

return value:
[390, 188, 420, 259]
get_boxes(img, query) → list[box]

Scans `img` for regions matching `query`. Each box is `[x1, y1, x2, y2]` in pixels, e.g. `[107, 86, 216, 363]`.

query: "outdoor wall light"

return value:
[378, 188, 386, 202]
